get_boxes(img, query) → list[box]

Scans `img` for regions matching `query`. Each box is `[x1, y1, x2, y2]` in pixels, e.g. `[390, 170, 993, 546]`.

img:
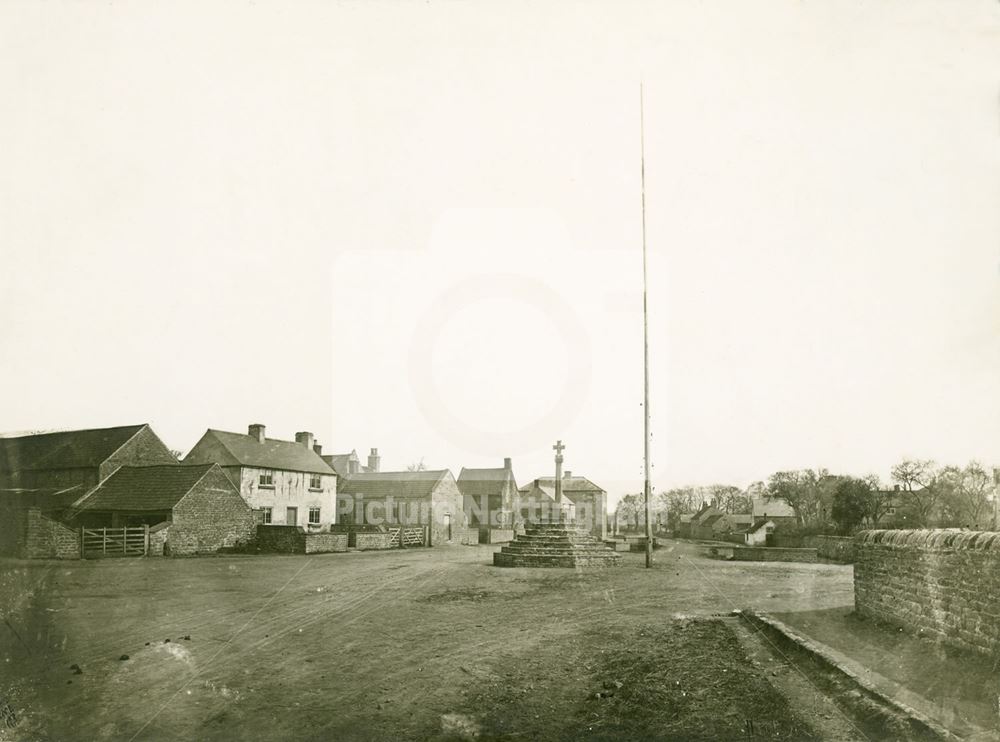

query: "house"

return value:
[517, 472, 607, 539]
[518, 478, 574, 526]
[68, 463, 254, 555]
[717, 513, 753, 535]
[684, 504, 722, 539]
[183, 424, 337, 529]
[457, 458, 519, 543]
[0, 424, 178, 515]
[336, 470, 469, 546]
[745, 519, 775, 546]
[751, 497, 797, 526]
[323, 448, 380, 478]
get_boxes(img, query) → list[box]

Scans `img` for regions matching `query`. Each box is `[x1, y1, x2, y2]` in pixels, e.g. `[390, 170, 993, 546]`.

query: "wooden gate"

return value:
[386, 526, 428, 548]
[81, 526, 148, 558]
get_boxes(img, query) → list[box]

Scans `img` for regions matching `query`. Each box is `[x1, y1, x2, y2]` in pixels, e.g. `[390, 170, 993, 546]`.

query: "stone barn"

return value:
[68, 464, 255, 555]
[458, 458, 519, 543]
[337, 470, 470, 546]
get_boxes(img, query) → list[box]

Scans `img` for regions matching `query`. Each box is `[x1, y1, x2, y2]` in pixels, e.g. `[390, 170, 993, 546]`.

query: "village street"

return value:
[0, 541, 863, 741]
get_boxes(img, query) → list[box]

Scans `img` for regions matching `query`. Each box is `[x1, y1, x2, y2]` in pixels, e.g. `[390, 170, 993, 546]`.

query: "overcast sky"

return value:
[1, 1, 998, 507]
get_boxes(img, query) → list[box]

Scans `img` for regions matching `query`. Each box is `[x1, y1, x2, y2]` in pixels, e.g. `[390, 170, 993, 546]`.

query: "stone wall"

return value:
[170, 467, 256, 555]
[805, 535, 856, 563]
[304, 533, 348, 554]
[148, 522, 171, 556]
[730, 546, 818, 563]
[355, 532, 394, 550]
[854, 529, 1000, 657]
[479, 529, 515, 544]
[21, 509, 80, 559]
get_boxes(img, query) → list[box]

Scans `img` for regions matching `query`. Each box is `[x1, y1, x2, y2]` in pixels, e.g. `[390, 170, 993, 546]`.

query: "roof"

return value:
[323, 452, 357, 478]
[457, 467, 516, 498]
[701, 514, 725, 528]
[747, 519, 774, 535]
[518, 475, 604, 494]
[727, 514, 754, 525]
[0, 424, 148, 474]
[519, 482, 558, 503]
[689, 504, 718, 525]
[186, 429, 335, 475]
[752, 497, 796, 519]
[0, 483, 88, 508]
[337, 470, 451, 499]
[73, 464, 220, 512]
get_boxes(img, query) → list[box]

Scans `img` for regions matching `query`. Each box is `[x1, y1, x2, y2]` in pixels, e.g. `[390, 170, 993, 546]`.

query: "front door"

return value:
[286, 507, 298, 526]
[444, 513, 452, 542]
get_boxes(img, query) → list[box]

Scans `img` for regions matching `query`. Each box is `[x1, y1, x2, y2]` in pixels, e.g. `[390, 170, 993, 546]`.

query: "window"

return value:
[259, 470, 274, 487]
[261, 507, 272, 524]
[308, 507, 321, 525]
[309, 473, 322, 490]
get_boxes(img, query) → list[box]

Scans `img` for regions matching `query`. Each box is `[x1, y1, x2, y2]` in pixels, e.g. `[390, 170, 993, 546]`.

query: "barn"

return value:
[68, 463, 255, 556]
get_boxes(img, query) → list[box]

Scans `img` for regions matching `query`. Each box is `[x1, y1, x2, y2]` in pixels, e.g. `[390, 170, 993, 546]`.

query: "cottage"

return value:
[68, 463, 254, 555]
[745, 519, 775, 546]
[323, 448, 380, 478]
[183, 424, 337, 529]
[0, 423, 177, 513]
[336, 470, 468, 546]
[683, 504, 721, 539]
[517, 472, 607, 539]
[751, 496, 797, 526]
[518, 479, 574, 526]
[458, 458, 519, 543]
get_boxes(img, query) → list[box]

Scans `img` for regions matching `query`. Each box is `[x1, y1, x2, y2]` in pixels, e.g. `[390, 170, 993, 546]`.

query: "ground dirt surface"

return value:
[2, 539, 862, 740]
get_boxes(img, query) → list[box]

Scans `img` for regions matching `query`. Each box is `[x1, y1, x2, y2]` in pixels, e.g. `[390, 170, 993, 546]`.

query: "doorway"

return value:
[286, 507, 298, 525]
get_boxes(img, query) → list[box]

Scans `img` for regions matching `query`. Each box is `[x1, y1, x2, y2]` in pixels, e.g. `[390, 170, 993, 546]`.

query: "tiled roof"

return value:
[457, 467, 516, 498]
[701, 514, 725, 527]
[73, 464, 219, 512]
[188, 429, 335, 475]
[518, 475, 604, 493]
[0, 425, 147, 474]
[337, 470, 451, 499]
[519, 483, 558, 503]
[323, 453, 358, 478]
[0, 483, 88, 508]
[747, 519, 773, 535]
[751, 497, 796, 519]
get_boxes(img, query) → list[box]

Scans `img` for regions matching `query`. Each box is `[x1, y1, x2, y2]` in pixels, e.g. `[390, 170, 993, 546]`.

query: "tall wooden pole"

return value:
[641, 83, 653, 568]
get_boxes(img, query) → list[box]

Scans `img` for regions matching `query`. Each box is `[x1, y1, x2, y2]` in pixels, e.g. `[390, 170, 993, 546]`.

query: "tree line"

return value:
[615, 459, 998, 535]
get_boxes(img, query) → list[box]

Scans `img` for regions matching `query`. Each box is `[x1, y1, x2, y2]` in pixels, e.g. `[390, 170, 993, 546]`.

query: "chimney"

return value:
[504, 457, 512, 471]
[248, 424, 265, 443]
[564, 471, 572, 479]
[313, 442, 323, 456]
[368, 447, 380, 473]
[349, 460, 359, 475]
[893, 484, 901, 492]
[535, 478, 541, 488]
[295, 431, 315, 450]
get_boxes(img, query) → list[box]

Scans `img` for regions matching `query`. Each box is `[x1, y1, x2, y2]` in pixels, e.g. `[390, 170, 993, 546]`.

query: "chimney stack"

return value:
[313, 442, 323, 456]
[504, 457, 512, 471]
[248, 424, 266, 443]
[349, 459, 359, 475]
[368, 447, 380, 473]
[564, 471, 572, 479]
[295, 432, 315, 450]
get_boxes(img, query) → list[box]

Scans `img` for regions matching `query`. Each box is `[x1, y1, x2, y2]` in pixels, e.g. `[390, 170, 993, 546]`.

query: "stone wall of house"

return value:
[805, 535, 856, 563]
[731, 546, 818, 563]
[235, 467, 337, 528]
[429, 475, 467, 546]
[854, 529, 1000, 657]
[20, 508, 80, 559]
[169, 468, 255, 555]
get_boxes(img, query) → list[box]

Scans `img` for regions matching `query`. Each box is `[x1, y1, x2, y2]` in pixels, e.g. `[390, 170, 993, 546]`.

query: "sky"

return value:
[1, 1, 998, 508]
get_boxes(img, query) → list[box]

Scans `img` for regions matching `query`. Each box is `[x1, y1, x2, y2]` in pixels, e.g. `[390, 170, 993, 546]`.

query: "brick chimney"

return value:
[295, 431, 315, 449]
[368, 448, 380, 473]
[248, 424, 265, 443]
[313, 442, 323, 456]
[504, 457, 512, 471]
[564, 471, 572, 479]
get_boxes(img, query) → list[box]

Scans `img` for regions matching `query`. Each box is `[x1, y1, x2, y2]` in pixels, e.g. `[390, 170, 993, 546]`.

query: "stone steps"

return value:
[493, 521, 622, 568]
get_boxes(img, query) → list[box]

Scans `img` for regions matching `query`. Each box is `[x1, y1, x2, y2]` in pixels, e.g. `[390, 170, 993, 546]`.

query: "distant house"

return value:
[68, 464, 254, 555]
[718, 513, 753, 534]
[518, 479, 575, 526]
[0, 424, 178, 514]
[183, 424, 337, 529]
[684, 504, 721, 539]
[745, 519, 775, 546]
[323, 448, 380, 478]
[458, 458, 518, 543]
[336, 470, 469, 546]
[751, 497, 797, 526]
[518, 472, 607, 539]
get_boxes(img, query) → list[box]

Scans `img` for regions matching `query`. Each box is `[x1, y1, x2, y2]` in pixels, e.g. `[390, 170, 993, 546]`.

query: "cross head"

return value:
[553, 440, 565, 455]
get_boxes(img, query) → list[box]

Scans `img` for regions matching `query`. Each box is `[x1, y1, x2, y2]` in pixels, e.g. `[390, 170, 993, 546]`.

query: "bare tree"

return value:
[406, 458, 427, 472]
[890, 459, 939, 526]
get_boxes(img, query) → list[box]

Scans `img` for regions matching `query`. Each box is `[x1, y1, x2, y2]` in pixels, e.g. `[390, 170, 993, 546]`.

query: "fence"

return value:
[81, 526, 148, 558]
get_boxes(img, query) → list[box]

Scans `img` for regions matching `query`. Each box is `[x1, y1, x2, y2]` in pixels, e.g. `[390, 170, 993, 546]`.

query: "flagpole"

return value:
[641, 83, 653, 569]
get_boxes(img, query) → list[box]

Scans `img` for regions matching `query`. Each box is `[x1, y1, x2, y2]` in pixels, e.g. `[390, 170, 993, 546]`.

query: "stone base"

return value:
[493, 522, 622, 568]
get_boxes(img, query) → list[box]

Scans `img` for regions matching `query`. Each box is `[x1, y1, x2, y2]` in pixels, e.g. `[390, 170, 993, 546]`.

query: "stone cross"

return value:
[553, 440, 565, 504]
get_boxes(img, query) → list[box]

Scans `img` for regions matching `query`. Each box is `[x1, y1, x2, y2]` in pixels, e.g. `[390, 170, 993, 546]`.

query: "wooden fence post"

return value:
[102, 527, 107, 556]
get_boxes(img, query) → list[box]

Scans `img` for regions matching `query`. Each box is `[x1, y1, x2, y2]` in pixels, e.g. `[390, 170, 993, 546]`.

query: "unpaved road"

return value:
[1, 540, 854, 740]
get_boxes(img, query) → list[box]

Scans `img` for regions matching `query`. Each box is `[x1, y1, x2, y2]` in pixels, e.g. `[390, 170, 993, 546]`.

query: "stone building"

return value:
[183, 424, 337, 529]
[68, 463, 254, 555]
[322, 447, 380, 478]
[751, 496, 797, 526]
[336, 469, 469, 546]
[457, 458, 518, 543]
[0, 423, 178, 514]
[517, 472, 608, 540]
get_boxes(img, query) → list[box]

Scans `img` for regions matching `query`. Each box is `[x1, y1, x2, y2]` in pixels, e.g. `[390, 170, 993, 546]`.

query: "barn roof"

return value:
[337, 470, 452, 499]
[457, 467, 516, 498]
[751, 497, 796, 519]
[0, 424, 149, 474]
[73, 464, 221, 512]
[187, 429, 335, 475]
